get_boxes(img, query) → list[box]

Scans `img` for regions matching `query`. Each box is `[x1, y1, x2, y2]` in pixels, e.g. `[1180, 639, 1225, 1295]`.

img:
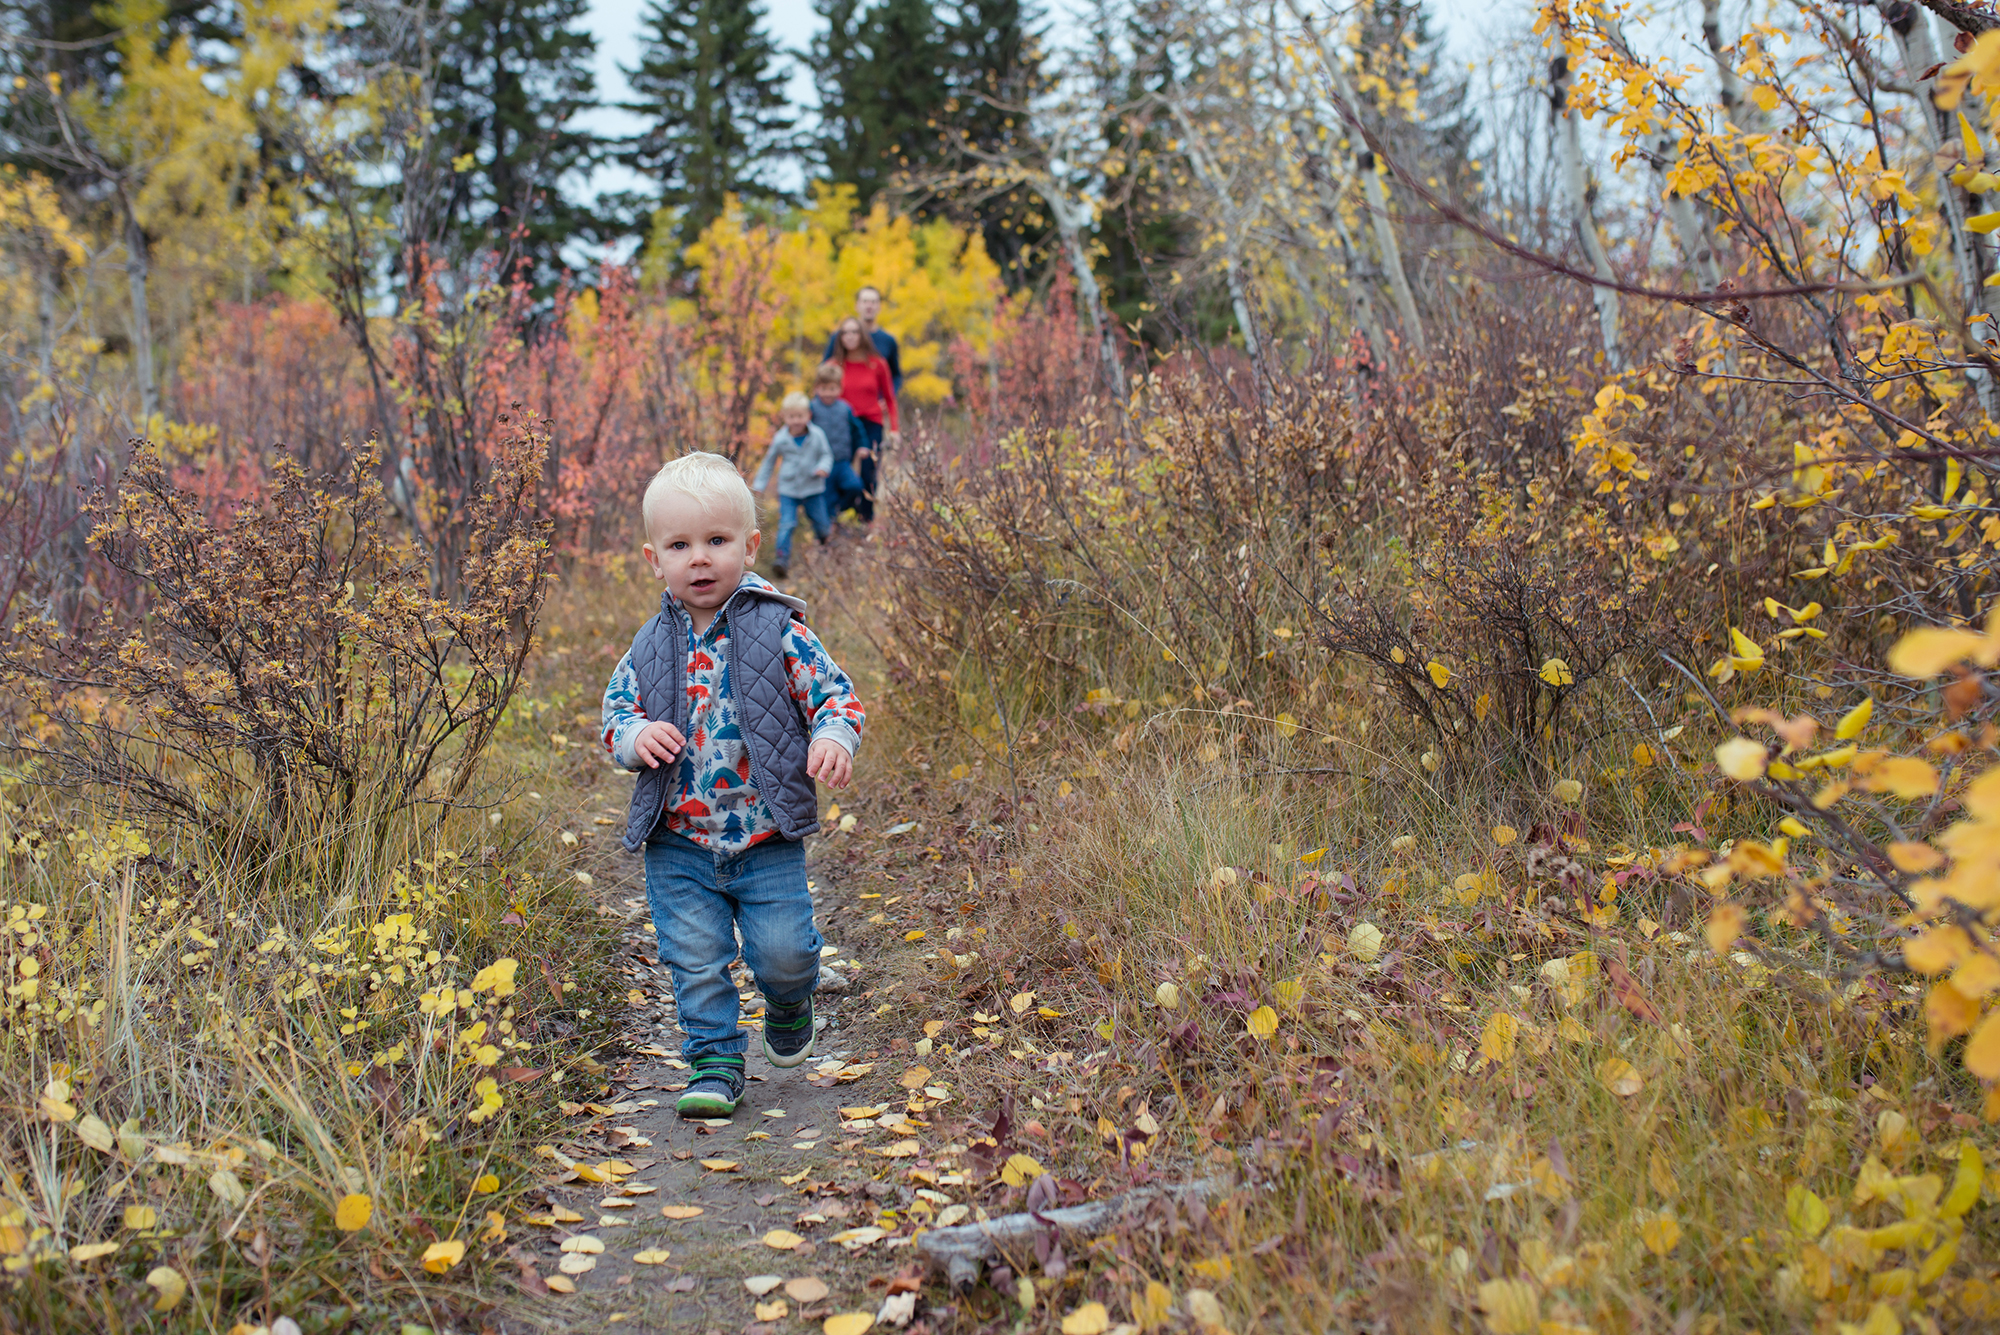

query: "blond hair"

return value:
[781, 390, 811, 412]
[813, 361, 843, 387]
[642, 452, 756, 542]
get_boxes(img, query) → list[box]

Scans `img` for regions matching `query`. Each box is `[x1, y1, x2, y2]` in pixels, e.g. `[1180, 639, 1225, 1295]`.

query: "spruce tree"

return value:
[942, 0, 1047, 286]
[624, 0, 794, 253]
[428, 0, 602, 284]
[811, 0, 951, 208]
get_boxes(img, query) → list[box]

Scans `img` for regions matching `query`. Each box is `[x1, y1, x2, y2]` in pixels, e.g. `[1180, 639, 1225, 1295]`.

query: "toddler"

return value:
[751, 392, 832, 578]
[601, 452, 864, 1116]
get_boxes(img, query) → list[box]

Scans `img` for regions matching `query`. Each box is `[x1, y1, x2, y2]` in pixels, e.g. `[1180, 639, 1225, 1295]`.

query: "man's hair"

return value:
[643, 452, 756, 542]
[781, 390, 811, 412]
[856, 284, 882, 301]
[813, 361, 843, 387]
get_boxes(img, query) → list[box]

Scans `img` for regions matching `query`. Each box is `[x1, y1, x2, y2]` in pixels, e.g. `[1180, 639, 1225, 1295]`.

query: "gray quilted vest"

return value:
[620, 584, 820, 852]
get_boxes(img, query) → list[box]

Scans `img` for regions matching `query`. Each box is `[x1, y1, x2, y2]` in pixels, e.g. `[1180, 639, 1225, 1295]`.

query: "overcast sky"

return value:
[572, 0, 1706, 208]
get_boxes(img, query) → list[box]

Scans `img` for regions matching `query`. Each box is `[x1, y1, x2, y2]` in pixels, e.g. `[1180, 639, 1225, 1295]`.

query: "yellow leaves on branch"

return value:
[1715, 737, 1769, 781]
[470, 957, 518, 997]
[1706, 902, 1747, 955]
[1708, 627, 1766, 682]
[1538, 658, 1574, 687]
[1937, 29, 2000, 110]
[1886, 610, 2000, 678]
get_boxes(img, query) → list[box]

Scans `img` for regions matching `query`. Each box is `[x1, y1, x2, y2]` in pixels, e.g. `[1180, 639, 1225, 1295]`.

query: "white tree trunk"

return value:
[1878, 1, 1998, 413]
[121, 200, 158, 424]
[1162, 95, 1263, 368]
[1277, 0, 1428, 355]
[1041, 184, 1125, 398]
[1550, 54, 1624, 371]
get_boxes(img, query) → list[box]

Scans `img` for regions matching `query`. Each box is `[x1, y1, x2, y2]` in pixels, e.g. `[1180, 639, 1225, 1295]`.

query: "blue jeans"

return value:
[775, 491, 831, 562]
[827, 459, 866, 517]
[855, 419, 883, 523]
[643, 830, 821, 1060]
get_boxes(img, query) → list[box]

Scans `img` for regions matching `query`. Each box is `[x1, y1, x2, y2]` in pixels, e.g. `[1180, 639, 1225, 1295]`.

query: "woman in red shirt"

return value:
[828, 316, 896, 522]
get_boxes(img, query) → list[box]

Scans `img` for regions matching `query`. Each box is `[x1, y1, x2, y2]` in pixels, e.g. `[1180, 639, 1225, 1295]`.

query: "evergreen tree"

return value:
[811, 0, 951, 208]
[623, 0, 794, 254]
[942, 0, 1046, 286]
[1085, 0, 1200, 349]
[427, 0, 602, 283]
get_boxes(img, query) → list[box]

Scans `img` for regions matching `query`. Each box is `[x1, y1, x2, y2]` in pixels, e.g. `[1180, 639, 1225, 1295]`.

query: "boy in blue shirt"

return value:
[810, 363, 868, 520]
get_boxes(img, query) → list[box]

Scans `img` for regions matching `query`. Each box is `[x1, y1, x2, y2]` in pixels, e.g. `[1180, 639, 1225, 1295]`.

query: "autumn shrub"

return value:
[1, 425, 551, 850]
[0, 759, 620, 1329]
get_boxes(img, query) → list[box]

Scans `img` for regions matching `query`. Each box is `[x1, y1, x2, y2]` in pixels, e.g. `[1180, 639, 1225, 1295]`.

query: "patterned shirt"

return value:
[601, 575, 864, 853]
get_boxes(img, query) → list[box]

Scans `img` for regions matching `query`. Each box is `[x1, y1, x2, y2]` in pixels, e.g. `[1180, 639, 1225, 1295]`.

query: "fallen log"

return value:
[915, 1177, 1230, 1291]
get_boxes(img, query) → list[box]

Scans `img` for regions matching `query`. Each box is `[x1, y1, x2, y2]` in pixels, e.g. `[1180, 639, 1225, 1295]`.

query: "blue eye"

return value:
[669, 540, 687, 550]
[710, 536, 728, 546]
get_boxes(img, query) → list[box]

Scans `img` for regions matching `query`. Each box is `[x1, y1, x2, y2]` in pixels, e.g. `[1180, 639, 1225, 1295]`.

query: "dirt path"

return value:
[501, 545, 972, 1332]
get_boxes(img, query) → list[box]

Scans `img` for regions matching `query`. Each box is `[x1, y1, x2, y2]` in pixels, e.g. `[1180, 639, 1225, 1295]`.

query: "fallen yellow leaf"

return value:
[999, 1153, 1044, 1186]
[421, 1239, 465, 1274]
[660, 1204, 704, 1219]
[632, 1249, 672, 1264]
[146, 1265, 187, 1311]
[334, 1193, 372, 1232]
[763, 1229, 805, 1250]
[1245, 1006, 1279, 1039]
[699, 1159, 739, 1172]
[1479, 1013, 1519, 1063]
[1062, 1302, 1111, 1334]
[824, 1315, 875, 1335]
[1596, 1057, 1643, 1097]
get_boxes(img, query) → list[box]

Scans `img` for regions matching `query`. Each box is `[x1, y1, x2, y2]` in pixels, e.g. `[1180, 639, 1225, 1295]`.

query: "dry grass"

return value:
[0, 600, 629, 1332]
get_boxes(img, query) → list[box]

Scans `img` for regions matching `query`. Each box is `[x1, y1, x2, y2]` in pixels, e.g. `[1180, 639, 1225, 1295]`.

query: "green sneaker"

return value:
[762, 996, 815, 1069]
[676, 1056, 746, 1118]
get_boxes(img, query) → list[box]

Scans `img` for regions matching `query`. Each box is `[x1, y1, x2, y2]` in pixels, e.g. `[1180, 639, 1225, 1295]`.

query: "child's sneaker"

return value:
[762, 997, 815, 1068]
[676, 1055, 746, 1117]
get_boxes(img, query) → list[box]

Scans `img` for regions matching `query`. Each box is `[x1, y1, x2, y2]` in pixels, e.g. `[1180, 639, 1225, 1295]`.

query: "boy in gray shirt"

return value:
[751, 392, 832, 579]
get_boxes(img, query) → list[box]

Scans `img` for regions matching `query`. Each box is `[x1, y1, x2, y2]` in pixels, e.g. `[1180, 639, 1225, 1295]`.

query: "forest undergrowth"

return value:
[6, 307, 2000, 1335]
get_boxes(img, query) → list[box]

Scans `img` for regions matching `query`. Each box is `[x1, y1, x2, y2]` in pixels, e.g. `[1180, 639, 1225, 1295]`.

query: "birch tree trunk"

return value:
[1878, 0, 1998, 414]
[119, 194, 158, 424]
[1550, 53, 1624, 371]
[1040, 183, 1125, 399]
[1277, 0, 1427, 355]
[1161, 94, 1264, 370]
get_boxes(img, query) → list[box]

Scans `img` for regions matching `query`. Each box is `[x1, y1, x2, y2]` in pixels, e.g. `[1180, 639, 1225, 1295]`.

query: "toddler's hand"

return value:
[814, 468, 830, 477]
[855, 448, 872, 462]
[806, 737, 853, 788]
[634, 720, 686, 769]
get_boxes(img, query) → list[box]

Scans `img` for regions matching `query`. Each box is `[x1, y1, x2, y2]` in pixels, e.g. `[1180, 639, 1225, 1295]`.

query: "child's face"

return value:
[642, 492, 760, 616]
[782, 405, 812, 434]
[814, 382, 842, 403]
